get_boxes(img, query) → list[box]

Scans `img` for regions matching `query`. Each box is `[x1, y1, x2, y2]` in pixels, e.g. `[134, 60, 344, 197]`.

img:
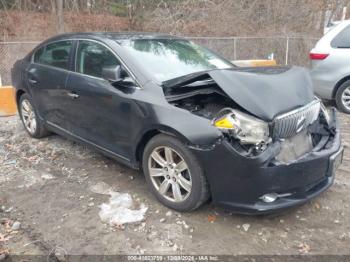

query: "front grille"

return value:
[272, 100, 321, 139]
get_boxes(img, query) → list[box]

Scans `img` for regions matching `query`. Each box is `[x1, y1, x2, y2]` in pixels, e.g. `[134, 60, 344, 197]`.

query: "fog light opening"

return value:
[260, 192, 292, 203]
[260, 193, 279, 203]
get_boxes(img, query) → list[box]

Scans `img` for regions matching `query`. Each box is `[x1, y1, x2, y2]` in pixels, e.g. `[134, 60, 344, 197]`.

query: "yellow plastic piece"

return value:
[0, 86, 17, 117]
[250, 59, 277, 67]
[214, 117, 234, 129]
[232, 59, 277, 67]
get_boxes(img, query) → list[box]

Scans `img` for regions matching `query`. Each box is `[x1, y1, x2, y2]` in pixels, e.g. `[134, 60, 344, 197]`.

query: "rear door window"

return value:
[75, 40, 120, 78]
[33, 41, 73, 70]
[331, 25, 350, 48]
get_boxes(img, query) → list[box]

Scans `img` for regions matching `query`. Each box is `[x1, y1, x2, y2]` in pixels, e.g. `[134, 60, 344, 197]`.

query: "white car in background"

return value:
[310, 20, 350, 113]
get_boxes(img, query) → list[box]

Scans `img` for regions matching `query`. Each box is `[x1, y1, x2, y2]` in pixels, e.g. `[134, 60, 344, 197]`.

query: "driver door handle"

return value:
[67, 91, 79, 99]
[28, 78, 37, 84]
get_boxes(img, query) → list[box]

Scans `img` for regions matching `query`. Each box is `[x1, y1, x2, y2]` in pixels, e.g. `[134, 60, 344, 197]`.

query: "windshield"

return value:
[118, 39, 234, 82]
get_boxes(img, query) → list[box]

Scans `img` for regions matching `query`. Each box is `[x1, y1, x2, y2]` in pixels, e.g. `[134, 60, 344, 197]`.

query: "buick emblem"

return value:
[296, 116, 306, 133]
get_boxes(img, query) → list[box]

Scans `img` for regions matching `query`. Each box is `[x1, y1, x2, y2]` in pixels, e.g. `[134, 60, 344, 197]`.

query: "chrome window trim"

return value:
[31, 38, 142, 89]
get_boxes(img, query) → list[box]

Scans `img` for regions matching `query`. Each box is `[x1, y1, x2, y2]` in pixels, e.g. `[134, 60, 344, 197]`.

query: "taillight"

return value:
[309, 53, 329, 60]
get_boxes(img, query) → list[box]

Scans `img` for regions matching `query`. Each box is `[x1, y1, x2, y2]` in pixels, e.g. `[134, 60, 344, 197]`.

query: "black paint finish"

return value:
[11, 32, 342, 214]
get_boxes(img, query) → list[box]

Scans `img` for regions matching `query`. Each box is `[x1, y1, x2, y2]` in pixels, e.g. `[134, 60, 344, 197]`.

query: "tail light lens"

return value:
[309, 53, 329, 60]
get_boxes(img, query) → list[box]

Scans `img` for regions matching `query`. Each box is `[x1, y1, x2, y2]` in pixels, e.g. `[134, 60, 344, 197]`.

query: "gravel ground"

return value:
[0, 112, 349, 259]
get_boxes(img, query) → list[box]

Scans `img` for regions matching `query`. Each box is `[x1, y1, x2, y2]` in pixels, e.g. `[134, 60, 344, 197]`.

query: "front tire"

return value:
[142, 134, 210, 212]
[19, 94, 50, 138]
[335, 80, 350, 114]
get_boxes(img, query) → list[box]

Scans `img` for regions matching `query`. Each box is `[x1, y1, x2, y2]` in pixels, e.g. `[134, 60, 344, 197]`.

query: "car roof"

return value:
[44, 32, 182, 43]
[313, 20, 350, 51]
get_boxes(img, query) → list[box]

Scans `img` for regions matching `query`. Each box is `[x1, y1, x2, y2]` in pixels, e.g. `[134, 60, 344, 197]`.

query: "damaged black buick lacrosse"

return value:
[12, 33, 343, 214]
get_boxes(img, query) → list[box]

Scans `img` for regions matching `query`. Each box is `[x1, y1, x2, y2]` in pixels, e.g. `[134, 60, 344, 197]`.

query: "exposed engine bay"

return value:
[164, 81, 336, 164]
[166, 87, 235, 120]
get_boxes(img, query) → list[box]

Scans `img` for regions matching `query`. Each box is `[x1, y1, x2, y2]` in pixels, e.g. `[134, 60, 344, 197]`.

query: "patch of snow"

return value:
[99, 191, 147, 226]
[41, 173, 55, 180]
[242, 223, 250, 232]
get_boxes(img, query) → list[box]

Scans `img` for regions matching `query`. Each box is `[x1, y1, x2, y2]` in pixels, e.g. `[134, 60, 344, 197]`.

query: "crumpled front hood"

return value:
[163, 66, 314, 122]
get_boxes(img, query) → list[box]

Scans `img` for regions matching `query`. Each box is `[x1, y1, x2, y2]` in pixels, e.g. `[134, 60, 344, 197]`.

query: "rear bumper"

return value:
[191, 108, 343, 215]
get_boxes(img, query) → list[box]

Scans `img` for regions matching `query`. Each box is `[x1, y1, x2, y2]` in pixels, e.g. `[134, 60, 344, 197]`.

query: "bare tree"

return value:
[2, 0, 348, 38]
[140, 0, 328, 37]
[56, 0, 64, 33]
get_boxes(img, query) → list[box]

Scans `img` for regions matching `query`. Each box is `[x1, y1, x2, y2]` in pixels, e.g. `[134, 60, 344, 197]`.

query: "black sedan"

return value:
[11, 32, 343, 214]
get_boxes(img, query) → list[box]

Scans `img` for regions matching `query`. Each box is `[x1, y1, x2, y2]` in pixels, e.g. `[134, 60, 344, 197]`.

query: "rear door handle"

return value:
[28, 78, 37, 84]
[67, 91, 79, 99]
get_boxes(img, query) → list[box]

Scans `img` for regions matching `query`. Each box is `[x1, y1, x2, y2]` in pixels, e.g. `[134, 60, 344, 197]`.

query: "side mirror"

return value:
[102, 65, 122, 83]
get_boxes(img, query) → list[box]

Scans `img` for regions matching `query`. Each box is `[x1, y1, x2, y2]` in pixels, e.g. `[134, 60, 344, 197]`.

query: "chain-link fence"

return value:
[0, 41, 39, 86]
[0, 36, 318, 86]
[188, 36, 318, 66]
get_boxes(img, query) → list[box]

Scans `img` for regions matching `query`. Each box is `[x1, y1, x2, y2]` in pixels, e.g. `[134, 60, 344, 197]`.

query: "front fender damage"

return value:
[187, 108, 338, 167]
[163, 66, 337, 166]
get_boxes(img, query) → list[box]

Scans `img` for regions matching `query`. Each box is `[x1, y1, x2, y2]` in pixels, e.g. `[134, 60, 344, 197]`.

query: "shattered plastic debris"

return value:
[99, 191, 148, 226]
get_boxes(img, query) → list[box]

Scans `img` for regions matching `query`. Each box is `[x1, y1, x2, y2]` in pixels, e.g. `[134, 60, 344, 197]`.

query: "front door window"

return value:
[76, 40, 120, 78]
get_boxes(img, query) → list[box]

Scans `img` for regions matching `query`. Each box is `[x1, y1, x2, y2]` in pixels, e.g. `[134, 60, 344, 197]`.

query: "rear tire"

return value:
[19, 94, 50, 138]
[335, 80, 350, 114]
[142, 134, 210, 212]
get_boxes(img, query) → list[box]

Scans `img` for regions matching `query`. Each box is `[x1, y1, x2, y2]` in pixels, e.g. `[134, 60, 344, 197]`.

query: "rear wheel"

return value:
[142, 134, 210, 212]
[335, 80, 350, 114]
[19, 94, 50, 138]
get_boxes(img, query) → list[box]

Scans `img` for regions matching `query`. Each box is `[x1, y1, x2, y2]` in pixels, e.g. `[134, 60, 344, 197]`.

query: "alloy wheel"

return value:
[148, 146, 192, 202]
[341, 87, 350, 111]
[21, 99, 37, 135]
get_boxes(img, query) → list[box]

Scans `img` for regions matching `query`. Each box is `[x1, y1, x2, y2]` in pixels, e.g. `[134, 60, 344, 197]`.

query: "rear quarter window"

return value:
[33, 41, 73, 70]
[331, 25, 350, 48]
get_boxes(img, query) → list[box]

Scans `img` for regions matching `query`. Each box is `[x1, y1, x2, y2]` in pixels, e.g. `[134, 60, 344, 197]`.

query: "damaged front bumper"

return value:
[190, 108, 343, 215]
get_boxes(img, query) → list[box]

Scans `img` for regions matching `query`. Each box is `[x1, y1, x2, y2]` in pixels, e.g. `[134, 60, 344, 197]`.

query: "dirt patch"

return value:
[0, 113, 350, 258]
